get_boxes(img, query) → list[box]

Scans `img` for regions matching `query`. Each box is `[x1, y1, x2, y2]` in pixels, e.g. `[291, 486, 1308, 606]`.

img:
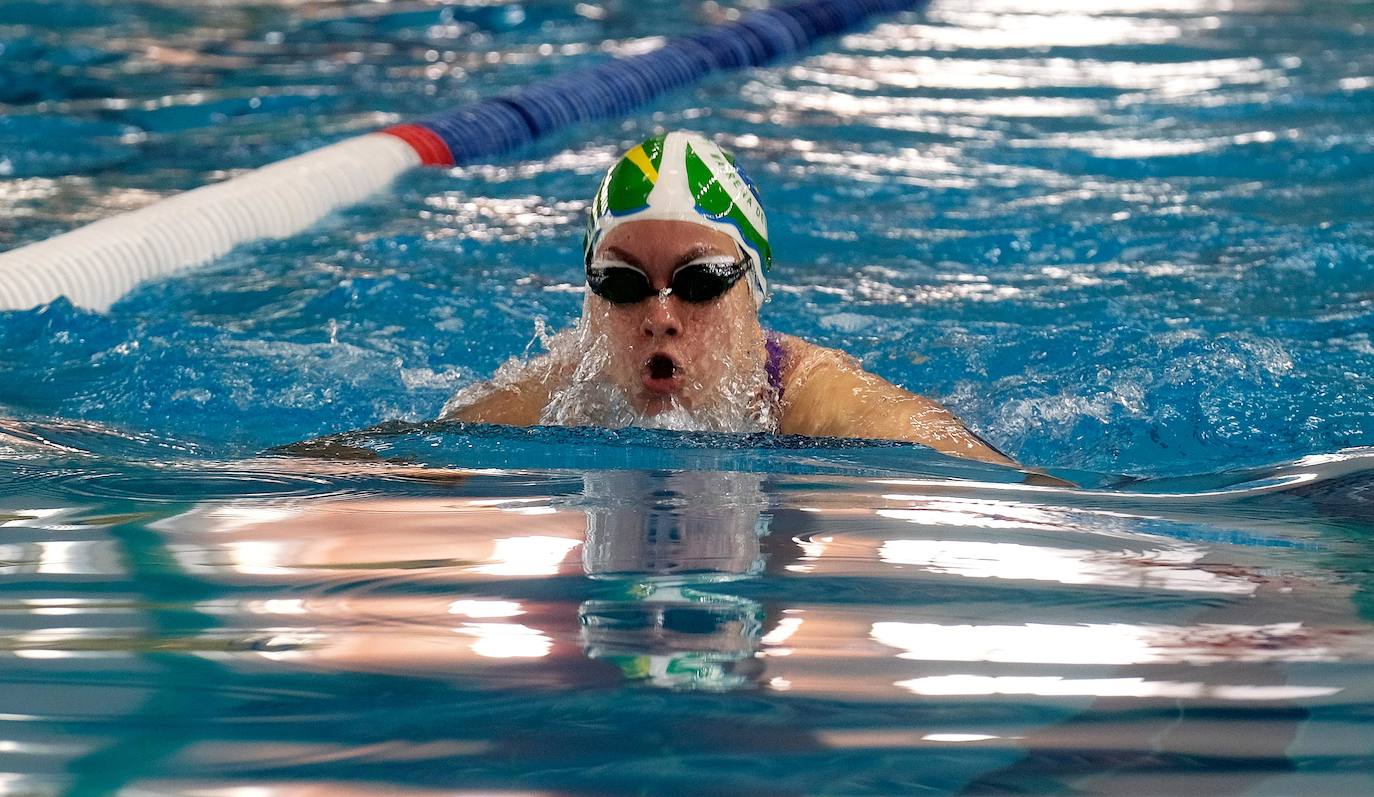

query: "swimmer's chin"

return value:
[639, 375, 684, 398]
[626, 383, 707, 419]
[629, 389, 687, 417]
[632, 403, 709, 432]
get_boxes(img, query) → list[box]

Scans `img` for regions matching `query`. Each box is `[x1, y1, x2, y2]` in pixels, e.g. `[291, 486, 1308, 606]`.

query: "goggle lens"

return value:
[586, 267, 653, 305]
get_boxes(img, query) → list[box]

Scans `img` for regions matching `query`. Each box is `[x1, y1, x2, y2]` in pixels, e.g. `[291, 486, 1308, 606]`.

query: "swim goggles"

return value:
[585, 256, 750, 305]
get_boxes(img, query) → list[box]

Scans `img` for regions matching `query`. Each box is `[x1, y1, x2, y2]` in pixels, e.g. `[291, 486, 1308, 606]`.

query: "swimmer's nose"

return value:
[639, 296, 680, 339]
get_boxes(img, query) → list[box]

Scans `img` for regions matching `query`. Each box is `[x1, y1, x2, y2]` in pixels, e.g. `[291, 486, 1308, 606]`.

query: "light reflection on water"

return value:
[1, 0, 1369, 477]
[2, 0, 1374, 792]
[0, 447, 1371, 791]
[792, 54, 1280, 92]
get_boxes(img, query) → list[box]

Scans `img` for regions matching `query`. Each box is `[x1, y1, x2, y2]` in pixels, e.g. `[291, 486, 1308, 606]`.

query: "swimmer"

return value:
[441, 131, 1016, 467]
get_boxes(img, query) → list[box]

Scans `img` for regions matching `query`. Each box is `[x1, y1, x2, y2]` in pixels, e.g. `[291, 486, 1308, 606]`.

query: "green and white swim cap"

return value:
[584, 132, 772, 308]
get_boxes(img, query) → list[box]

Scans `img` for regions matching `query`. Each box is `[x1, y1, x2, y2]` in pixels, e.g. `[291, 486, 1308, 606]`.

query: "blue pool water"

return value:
[2, 0, 1374, 794]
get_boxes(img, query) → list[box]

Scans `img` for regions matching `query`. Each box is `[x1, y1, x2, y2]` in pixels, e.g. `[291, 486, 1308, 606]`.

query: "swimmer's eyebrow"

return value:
[674, 243, 733, 266]
[598, 243, 735, 268]
[598, 246, 644, 267]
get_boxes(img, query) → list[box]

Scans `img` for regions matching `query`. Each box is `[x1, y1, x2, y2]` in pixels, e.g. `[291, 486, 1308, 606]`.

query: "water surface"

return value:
[2, 0, 1373, 793]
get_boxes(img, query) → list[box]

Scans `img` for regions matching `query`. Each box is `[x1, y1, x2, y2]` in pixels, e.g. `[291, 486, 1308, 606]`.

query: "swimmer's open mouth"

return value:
[642, 353, 682, 395]
[647, 354, 677, 380]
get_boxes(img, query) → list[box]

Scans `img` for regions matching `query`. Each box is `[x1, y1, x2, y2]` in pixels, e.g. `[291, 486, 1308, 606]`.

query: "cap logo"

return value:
[684, 142, 771, 272]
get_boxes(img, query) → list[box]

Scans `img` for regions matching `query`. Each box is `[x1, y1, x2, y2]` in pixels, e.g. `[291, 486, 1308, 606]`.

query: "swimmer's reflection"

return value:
[144, 464, 785, 690]
[577, 469, 770, 690]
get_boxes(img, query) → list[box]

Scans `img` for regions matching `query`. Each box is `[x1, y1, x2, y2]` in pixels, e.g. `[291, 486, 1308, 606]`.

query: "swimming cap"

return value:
[584, 132, 772, 308]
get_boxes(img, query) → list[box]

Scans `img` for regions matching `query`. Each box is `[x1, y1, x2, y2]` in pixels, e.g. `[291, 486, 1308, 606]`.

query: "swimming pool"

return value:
[2, 0, 1373, 793]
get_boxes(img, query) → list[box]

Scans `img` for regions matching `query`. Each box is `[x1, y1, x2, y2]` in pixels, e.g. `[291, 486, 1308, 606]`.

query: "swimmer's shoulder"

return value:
[440, 350, 576, 426]
[775, 335, 1016, 467]
[441, 383, 545, 425]
[773, 336, 884, 437]
[774, 335, 846, 390]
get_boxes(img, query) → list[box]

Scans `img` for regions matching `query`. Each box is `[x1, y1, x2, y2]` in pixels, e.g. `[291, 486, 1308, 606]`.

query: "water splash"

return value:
[446, 302, 781, 435]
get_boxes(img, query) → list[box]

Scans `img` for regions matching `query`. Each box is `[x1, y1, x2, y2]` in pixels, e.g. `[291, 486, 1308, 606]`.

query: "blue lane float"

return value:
[0, 0, 926, 312]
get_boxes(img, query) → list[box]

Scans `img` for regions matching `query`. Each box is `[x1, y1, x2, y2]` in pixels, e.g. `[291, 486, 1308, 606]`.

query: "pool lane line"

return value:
[0, 0, 929, 313]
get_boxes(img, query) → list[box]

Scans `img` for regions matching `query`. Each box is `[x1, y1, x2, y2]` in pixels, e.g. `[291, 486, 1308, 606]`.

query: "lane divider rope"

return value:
[0, 0, 924, 312]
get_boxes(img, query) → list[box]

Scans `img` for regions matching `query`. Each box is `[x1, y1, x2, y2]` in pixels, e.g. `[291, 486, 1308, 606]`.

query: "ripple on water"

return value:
[2, 0, 1373, 791]
[48, 467, 350, 503]
[0, 115, 140, 177]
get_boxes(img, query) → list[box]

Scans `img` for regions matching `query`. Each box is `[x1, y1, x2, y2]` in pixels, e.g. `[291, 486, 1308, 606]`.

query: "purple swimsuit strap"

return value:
[764, 331, 786, 400]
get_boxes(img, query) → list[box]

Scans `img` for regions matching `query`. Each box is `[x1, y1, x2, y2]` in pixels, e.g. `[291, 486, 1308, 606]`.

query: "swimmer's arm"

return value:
[441, 382, 546, 425]
[439, 356, 572, 426]
[780, 349, 1017, 467]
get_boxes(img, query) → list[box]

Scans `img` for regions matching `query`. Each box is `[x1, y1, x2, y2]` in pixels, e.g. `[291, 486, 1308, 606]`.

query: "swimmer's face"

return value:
[583, 219, 763, 415]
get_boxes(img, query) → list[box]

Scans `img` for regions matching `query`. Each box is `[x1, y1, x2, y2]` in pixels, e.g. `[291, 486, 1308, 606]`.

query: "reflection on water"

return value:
[580, 589, 765, 691]
[3, 0, 1374, 791]
[581, 470, 769, 689]
[893, 674, 1341, 700]
[1, 445, 1372, 793]
[871, 620, 1338, 665]
[581, 469, 769, 578]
